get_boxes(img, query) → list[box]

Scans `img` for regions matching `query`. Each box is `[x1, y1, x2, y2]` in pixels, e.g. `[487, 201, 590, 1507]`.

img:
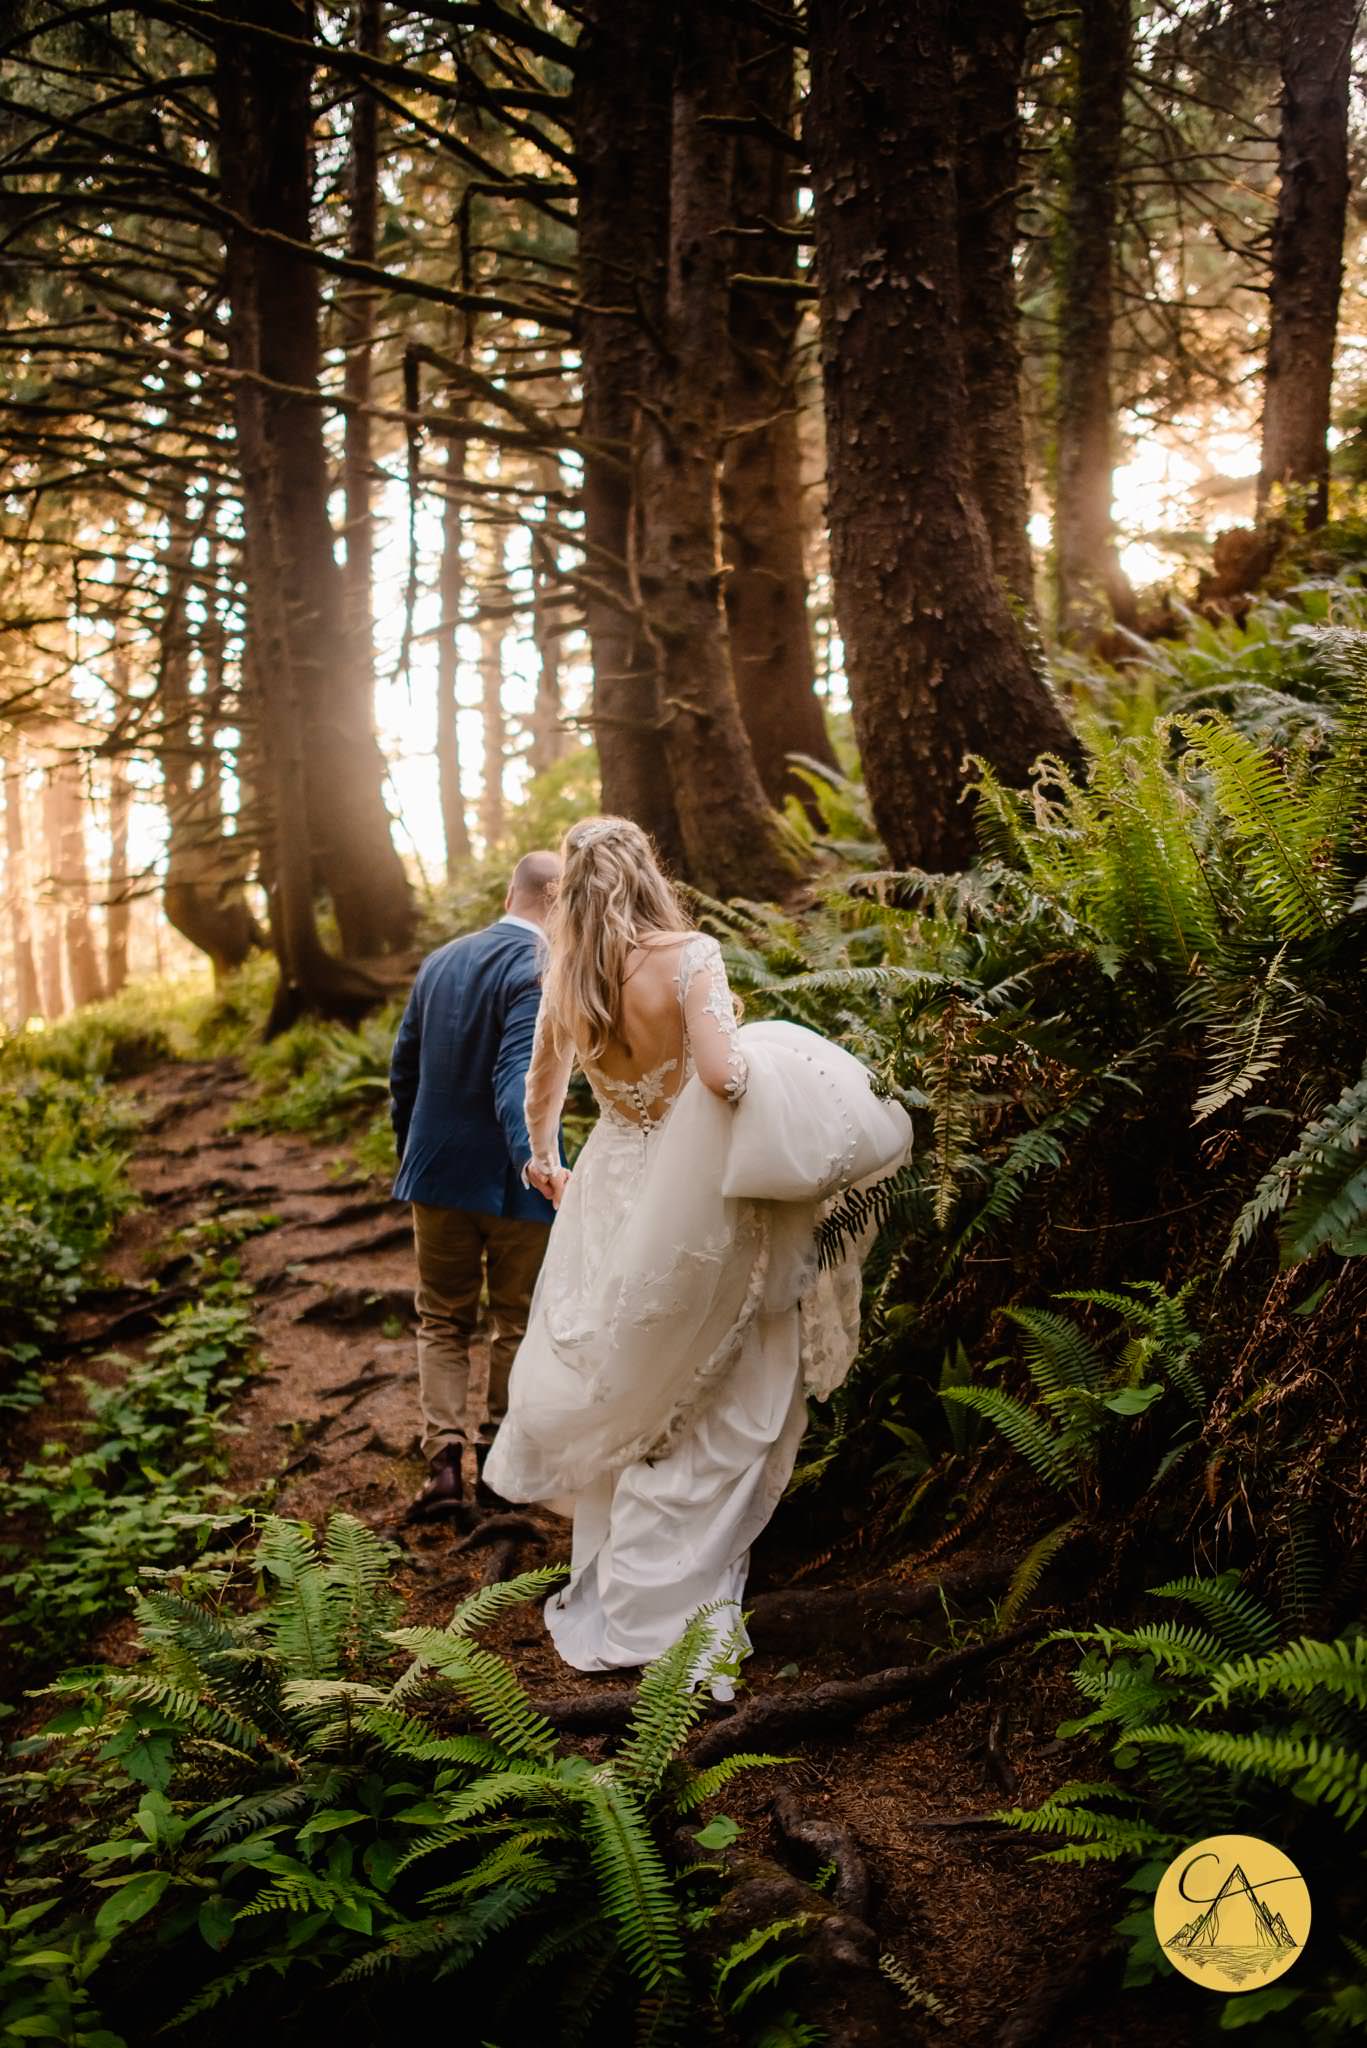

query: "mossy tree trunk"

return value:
[721, 5, 837, 814]
[574, 0, 682, 862]
[1258, 0, 1358, 528]
[634, 0, 793, 900]
[954, 0, 1036, 609]
[807, 0, 1078, 873]
[1053, 0, 1137, 639]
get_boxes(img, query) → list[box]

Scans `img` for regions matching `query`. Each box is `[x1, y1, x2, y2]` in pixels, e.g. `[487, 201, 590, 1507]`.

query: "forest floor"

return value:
[37, 1058, 1198, 2047]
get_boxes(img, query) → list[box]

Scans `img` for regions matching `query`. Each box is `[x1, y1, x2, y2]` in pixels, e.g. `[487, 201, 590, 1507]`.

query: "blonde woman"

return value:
[485, 816, 910, 1697]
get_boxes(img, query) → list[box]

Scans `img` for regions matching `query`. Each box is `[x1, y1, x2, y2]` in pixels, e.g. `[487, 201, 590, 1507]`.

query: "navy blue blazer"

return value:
[389, 919, 556, 1223]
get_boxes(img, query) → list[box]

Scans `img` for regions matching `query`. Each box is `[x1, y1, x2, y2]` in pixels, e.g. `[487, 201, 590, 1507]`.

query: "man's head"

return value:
[505, 849, 560, 926]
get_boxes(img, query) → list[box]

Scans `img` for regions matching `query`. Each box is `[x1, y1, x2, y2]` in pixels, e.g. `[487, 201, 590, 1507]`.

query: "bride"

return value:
[483, 816, 911, 1696]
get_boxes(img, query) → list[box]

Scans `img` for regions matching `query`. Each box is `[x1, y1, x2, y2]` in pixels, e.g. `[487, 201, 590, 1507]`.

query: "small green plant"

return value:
[4, 1515, 779, 2043]
[935, 1285, 1206, 1617]
[0, 1074, 138, 1365]
[0, 1237, 257, 1667]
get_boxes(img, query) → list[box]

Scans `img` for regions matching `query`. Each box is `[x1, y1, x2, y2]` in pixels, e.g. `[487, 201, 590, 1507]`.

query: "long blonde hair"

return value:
[541, 816, 691, 1059]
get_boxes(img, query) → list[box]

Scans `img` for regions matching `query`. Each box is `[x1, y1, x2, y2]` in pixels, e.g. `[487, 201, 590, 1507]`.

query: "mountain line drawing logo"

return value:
[1153, 1834, 1310, 1993]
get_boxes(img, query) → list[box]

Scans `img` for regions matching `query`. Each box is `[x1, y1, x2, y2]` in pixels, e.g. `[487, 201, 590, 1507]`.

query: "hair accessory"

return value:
[571, 820, 618, 850]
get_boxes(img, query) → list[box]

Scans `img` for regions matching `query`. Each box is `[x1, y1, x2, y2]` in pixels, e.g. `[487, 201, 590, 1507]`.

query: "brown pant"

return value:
[411, 1203, 549, 1458]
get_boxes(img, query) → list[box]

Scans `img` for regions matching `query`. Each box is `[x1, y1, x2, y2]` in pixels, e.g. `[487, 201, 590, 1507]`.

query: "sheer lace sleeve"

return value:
[523, 1001, 574, 1169]
[680, 935, 748, 1104]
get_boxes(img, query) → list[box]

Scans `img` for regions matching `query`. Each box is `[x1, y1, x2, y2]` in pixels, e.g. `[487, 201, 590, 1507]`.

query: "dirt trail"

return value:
[66, 1061, 1174, 2048]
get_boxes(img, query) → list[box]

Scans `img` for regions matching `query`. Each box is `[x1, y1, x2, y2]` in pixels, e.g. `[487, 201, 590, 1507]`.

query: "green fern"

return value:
[999, 1517, 1081, 1626]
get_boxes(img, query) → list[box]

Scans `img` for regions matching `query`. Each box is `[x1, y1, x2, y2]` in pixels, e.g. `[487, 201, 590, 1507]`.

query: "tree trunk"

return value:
[1258, 0, 1359, 527]
[721, 7, 838, 813]
[634, 2, 792, 900]
[158, 495, 261, 979]
[39, 761, 68, 1018]
[479, 573, 506, 851]
[954, 0, 1036, 608]
[807, 0, 1079, 873]
[1053, 0, 1137, 639]
[216, 1, 387, 1027]
[435, 433, 471, 875]
[341, 0, 380, 664]
[214, 0, 413, 966]
[574, 0, 683, 861]
[105, 752, 132, 998]
[48, 749, 104, 1008]
[3, 745, 42, 1025]
[529, 486, 569, 777]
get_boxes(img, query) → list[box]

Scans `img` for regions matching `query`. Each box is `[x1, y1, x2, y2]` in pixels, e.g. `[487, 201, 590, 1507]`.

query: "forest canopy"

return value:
[1, 0, 1364, 1020]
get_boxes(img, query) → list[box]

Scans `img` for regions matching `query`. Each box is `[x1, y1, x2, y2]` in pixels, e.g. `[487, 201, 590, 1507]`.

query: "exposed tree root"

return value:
[294, 1285, 414, 1326]
[771, 1782, 872, 1921]
[454, 1514, 544, 1555]
[745, 1557, 1014, 1646]
[689, 1626, 1039, 1766]
[674, 1829, 921, 2048]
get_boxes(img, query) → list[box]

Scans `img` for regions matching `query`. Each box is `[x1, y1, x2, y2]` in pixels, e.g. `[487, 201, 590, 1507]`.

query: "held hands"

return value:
[527, 1158, 572, 1210]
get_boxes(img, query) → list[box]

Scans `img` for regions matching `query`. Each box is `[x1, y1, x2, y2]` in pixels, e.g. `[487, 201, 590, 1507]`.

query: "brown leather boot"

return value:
[405, 1444, 465, 1523]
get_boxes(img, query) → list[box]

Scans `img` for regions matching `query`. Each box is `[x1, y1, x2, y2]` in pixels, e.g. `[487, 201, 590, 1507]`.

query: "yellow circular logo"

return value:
[1154, 1835, 1310, 1992]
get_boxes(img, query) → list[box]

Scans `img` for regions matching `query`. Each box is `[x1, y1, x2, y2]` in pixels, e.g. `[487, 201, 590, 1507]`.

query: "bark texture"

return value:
[105, 753, 132, 998]
[528, 503, 569, 777]
[954, 0, 1036, 607]
[807, 0, 1078, 873]
[341, 0, 381, 669]
[158, 498, 261, 978]
[1258, 0, 1359, 526]
[3, 747, 41, 1024]
[478, 587, 506, 851]
[1053, 0, 1137, 638]
[573, 0, 682, 862]
[215, 0, 412, 968]
[435, 435, 471, 875]
[634, 2, 792, 899]
[50, 749, 103, 1008]
[217, 0, 386, 1025]
[722, 9, 837, 810]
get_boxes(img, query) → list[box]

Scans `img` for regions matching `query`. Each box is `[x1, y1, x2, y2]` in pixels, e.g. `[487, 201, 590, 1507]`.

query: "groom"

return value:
[389, 850, 561, 1518]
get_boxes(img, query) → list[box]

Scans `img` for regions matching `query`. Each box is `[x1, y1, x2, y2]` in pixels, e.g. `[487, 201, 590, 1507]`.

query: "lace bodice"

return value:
[524, 932, 747, 1166]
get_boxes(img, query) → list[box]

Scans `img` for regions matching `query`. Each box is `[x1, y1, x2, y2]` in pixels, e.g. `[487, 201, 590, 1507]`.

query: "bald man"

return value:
[389, 852, 563, 1517]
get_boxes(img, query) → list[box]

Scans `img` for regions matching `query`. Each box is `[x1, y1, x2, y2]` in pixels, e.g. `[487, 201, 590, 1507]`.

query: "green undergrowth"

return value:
[0, 960, 280, 1082]
[1, 1514, 774, 2048]
[997, 1573, 1367, 2038]
[230, 1002, 404, 1183]
[0, 1073, 139, 1372]
[0, 1219, 261, 1677]
[706, 585, 1367, 1570]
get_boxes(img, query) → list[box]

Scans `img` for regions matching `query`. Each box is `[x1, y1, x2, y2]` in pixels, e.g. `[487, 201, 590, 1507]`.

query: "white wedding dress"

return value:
[483, 934, 911, 1695]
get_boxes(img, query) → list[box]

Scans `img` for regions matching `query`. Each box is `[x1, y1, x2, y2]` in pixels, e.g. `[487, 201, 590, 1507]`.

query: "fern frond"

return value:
[1151, 1574, 1279, 1657]
[575, 1772, 686, 1995]
[1003, 1306, 1106, 1399]
[938, 1385, 1079, 1492]
[1126, 1724, 1367, 1826]
[616, 1608, 733, 1797]
[672, 1753, 793, 1814]
[382, 1635, 557, 1758]
[1226, 1066, 1367, 1266]
[999, 1518, 1081, 1626]
[1202, 1634, 1367, 1713]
